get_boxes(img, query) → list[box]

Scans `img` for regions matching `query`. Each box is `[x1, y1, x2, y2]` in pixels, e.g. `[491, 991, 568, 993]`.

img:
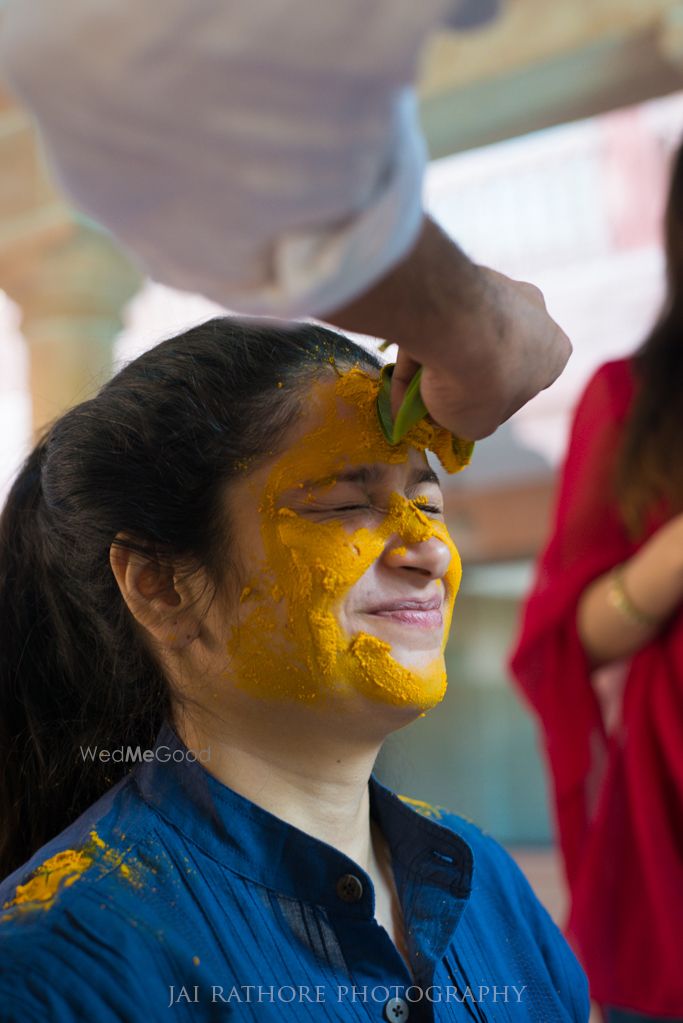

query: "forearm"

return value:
[325, 215, 483, 364]
[0, 2, 436, 319]
[577, 529, 683, 666]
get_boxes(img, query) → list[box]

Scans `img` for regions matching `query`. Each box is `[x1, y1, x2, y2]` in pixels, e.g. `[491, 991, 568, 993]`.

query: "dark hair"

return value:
[616, 139, 683, 535]
[0, 317, 381, 878]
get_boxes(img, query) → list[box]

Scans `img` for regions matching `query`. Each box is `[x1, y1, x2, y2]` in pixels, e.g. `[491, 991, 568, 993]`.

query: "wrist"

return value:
[606, 566, 661, 628]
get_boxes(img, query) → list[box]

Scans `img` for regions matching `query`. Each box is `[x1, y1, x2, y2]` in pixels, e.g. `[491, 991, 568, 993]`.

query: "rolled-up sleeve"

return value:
[0, 0, 497, 316]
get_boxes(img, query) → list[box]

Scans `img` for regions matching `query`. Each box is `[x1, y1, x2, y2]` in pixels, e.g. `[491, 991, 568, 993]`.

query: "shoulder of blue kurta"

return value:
[0, 774, 189, 1022]
[393, 792, 590, 1022]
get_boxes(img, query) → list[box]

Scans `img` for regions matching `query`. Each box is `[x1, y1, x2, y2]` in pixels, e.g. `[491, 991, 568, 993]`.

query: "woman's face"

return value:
[208, 365, 462, 724]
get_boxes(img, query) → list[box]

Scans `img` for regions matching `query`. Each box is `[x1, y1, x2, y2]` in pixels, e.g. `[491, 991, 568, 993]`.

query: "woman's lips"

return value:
[365, 609, 443, 628]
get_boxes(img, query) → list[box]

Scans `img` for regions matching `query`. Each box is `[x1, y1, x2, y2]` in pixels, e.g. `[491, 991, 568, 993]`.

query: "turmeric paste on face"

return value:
[225, 365, 465, 711]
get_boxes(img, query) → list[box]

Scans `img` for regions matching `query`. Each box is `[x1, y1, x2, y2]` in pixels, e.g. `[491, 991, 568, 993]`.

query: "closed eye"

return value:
[333, 503, 444, 515]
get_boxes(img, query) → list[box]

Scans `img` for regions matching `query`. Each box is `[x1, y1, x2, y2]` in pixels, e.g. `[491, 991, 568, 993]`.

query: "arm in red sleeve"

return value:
[509, 359, 634, 884]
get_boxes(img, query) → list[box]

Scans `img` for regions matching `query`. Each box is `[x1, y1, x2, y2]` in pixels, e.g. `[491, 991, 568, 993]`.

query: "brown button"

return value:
[335, 873, 364, 903]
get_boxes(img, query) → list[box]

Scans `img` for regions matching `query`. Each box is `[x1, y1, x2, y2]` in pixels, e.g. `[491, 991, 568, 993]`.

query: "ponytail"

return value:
[0, 434, 168, 878]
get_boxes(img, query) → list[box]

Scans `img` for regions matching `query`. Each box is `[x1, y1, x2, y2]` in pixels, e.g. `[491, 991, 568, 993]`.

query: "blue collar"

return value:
[133, 721, 473, 923]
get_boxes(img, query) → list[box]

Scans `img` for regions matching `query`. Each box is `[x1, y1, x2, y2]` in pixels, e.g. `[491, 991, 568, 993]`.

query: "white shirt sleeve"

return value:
[0, 1, 498, 317]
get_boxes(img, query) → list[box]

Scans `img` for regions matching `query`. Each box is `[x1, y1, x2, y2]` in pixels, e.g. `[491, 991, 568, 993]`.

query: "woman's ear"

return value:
[109, 534, 201, 650]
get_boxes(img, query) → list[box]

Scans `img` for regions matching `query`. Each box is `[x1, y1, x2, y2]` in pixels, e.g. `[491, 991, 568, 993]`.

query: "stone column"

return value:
[0, 86, 141, 438]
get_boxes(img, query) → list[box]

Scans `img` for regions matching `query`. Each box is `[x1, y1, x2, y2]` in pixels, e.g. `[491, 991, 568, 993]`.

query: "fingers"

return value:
[389, 349, 421, 419]
[335, 246, 571, 442]
[414, 271, 573, 439]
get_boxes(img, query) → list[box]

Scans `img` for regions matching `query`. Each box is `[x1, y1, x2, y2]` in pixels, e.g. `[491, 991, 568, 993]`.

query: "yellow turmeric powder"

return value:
[3, 829, 141, 914]
[397, 795, 446, 821]
[224, 364, 464, 711]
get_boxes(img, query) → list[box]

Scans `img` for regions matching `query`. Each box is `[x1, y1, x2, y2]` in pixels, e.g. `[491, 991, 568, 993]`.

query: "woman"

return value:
[510, 143, 683, 1023]
[0, 319, 587, 1021]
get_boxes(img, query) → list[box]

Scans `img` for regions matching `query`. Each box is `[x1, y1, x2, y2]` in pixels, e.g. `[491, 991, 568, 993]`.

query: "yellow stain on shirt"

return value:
[398, 795, 446, 821]
[2, 830, 142, 914]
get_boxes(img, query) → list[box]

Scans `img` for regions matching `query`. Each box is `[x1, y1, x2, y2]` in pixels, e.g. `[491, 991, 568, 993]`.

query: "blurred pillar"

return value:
[0, 85, 141, 439]
[599, 106, 667, 252]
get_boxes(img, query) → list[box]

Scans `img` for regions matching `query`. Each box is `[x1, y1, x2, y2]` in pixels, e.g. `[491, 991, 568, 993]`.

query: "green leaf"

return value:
[376, 362, 476, 471]
[392, 367, 428, 443]
[376, 363, 428, 444]
[376, 364, 396, 443]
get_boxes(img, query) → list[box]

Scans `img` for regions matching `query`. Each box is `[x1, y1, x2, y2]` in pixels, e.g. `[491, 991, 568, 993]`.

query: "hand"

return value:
[326, 215, 571, 440]
[389, 265, 570, 439]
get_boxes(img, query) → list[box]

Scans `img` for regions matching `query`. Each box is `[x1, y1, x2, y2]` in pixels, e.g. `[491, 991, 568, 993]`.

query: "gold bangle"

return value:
[606, 567, 659, 627]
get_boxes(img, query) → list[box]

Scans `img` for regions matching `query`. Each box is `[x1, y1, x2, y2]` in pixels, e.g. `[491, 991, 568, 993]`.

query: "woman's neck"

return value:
[175, 705, 412, 976]
[175, 706, 382, 871]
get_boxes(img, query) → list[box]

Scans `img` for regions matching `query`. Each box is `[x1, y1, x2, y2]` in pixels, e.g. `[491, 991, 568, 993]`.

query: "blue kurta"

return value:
[0, 722, 589, 1021]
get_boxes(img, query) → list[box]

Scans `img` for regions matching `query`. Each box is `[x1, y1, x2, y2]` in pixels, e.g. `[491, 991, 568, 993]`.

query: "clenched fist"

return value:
[328, 216, 571, 441]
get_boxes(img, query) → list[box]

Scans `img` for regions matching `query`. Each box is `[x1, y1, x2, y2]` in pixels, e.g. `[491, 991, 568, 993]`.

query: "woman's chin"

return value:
[356, 618, 445, 656]
[372, 676, 448, 721]
[385, 644, 445, 670]
[352, 684, 447, 737]
[368, 652, 447, 713]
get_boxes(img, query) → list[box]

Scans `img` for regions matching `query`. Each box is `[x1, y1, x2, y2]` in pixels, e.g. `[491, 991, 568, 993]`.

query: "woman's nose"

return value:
[383, 535, 452, 579]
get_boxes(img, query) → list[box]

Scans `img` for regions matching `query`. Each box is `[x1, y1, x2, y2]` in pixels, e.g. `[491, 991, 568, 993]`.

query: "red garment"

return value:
[510, 358, 683, 1017]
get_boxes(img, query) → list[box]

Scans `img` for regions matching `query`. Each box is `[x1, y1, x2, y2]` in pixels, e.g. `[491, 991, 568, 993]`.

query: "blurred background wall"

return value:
[3, 0, 683, 932]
